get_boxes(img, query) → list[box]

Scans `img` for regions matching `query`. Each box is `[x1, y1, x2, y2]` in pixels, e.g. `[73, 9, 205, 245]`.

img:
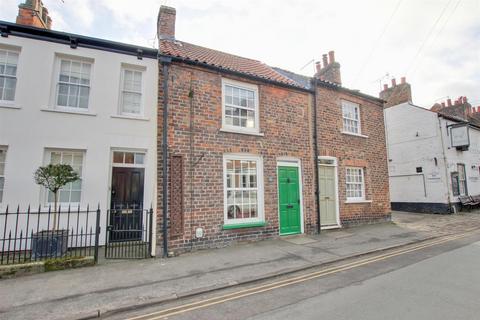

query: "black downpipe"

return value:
[161, 57, 171, 257]
[312, 78, 321, 234]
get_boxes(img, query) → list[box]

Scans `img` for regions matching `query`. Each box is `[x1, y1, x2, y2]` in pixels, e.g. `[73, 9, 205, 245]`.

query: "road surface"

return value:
[111, 231, 480, 320]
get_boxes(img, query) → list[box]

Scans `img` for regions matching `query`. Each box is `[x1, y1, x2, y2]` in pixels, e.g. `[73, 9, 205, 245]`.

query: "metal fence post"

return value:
[94, 205, 101, 264]
[148, 208, 153, 257]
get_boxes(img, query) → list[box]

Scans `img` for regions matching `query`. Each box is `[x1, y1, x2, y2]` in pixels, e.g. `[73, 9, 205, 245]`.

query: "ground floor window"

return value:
[458, 164, 467, 196]
[223, 154, 263, 225]
[346, 167, 365, 201]
[0, 147, 6, 203]
[45, 149, 84, 204]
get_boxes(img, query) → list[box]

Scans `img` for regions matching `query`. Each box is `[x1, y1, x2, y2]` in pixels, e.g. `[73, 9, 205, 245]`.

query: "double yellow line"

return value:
[126, 230, 477, 320]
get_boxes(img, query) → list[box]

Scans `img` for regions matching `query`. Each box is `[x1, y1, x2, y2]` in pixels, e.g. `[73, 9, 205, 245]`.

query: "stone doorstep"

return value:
[0, 256, 95, 280]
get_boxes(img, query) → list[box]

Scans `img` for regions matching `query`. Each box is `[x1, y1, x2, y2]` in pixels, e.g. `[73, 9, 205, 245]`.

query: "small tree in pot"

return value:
[32, 164, 79, 258]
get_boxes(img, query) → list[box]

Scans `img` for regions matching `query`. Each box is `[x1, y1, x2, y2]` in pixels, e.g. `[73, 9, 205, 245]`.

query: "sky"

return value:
[1, 0, 479, 108]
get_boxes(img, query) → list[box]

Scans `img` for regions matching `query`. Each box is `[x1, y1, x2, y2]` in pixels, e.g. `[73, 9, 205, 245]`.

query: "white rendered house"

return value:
[382, 79, 480, 213]
[0, 21, 158, 249]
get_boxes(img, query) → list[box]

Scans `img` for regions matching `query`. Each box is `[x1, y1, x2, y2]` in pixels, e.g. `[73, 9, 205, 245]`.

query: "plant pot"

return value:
[31, 230, 68, 259]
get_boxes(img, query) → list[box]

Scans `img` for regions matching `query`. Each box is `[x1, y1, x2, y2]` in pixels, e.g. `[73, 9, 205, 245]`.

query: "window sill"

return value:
[341, 131, 368, 138]
[219, 128, 264, 136]
[41, 108, 97, 117]
[0, 103, 21, 110]
[345, 200, 372, 204]
[111, 114, 150, 121]
[223, 222, 266, 230]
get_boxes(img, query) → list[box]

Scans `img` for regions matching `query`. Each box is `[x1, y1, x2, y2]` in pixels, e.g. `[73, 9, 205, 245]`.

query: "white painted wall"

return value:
[0, 35, 158, 247]
[440, 118, 480, 200]
[385, 102, 480, 207]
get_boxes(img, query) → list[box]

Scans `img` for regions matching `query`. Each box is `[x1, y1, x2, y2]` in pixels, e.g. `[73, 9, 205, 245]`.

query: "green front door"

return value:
[278, 166, 301, 235]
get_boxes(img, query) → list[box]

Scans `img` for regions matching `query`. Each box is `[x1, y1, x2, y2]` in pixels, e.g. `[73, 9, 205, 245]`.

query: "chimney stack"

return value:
[157, 6, 176, 40]
[315, 50, 342, 85]
[379, 77, 412, 108]
[447, 98, 452, 107]
[16, 0, 52, 29]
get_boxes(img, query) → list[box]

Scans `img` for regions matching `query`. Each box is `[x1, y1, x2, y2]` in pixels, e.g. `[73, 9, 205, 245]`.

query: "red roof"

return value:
[160, 39, 299, 87]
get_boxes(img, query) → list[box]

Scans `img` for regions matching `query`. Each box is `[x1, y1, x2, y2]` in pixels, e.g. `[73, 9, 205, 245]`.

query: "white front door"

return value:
[319, 163, 339, 227]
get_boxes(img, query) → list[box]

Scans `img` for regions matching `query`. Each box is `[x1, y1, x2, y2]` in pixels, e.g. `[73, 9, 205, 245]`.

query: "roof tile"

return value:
[160, 39, 299, 87]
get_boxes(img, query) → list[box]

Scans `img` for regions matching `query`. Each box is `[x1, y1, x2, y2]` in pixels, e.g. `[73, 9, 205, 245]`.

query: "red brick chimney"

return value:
[379, 77, 412, 108]
[315, 51, 342, 85]
[16, 0, 52, 29]
[157, 6, 176, 40]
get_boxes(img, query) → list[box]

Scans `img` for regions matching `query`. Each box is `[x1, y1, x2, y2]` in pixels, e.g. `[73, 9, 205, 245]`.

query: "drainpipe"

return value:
[312, 78, 321, 233]
[160, 56, 171, 257]
[438, 116, 453, 213]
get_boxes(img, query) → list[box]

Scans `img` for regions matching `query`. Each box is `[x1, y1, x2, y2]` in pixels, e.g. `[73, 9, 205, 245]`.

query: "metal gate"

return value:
[105, 206, 153, 259]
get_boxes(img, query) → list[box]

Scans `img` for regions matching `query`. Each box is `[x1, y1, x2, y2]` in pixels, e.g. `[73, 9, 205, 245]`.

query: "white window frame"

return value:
[44, 149, 85, 206]
[221, 78, 260, 135]
[52, 55, 93, 112]
[342, 100, 362, 135]
[0, 146, 7, 203]
[118, 65, 145, 117]
[345, 167, 365, 202]
[223, 154, 264, 226]
[457, 163, 467, 196]
[0, 48, 20, 104]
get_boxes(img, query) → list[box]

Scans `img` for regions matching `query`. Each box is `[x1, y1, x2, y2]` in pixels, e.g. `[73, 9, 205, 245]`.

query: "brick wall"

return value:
[158, 62, 316, 254]
[315, 85, 391, 226]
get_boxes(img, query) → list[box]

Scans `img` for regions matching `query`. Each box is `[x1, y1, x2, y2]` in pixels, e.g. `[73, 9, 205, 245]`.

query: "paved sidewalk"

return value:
[0, 211, 478, 320]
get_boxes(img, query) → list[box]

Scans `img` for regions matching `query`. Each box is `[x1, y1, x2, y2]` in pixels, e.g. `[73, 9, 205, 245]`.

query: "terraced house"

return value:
[157, 6, 390, 255]
[0, 2, 390, 259]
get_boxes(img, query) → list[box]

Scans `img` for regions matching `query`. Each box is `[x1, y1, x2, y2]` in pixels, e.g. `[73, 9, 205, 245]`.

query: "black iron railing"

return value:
[0, 205, 101, 265]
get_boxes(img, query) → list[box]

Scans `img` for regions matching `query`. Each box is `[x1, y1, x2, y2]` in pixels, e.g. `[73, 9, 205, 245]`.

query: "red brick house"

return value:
[157, 6, 390, 255]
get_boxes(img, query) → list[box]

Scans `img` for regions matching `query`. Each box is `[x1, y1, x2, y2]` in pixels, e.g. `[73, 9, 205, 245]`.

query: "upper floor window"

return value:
[46, 149, 84, 204]
[346, 167, 365, 201]
[222, 79, 259, 134]
[342, 100, 361, 135]
[0, 49, 19, 102]
[120, 68, 143, 116]
[0, 147, 6, 203]
[56, 58, 91, 110]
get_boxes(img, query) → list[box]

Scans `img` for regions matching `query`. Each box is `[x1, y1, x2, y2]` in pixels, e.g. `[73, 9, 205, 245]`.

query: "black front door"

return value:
[110, 167, 145, 241]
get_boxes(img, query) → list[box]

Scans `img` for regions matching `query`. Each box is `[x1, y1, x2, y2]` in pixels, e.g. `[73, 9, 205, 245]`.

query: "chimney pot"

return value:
[441, 102, 445, 108]
[322, 54, 328, 68]
[447, 98, 452, 106]
[16, 0, 52, 29]
[315, 61, 321, 73]
[462, 96, 467, 103]
[383, 84, 388, 91]
[391, 78, 397, 87]
[328, 51, 335, 64]
[400, 76, 406, 84]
